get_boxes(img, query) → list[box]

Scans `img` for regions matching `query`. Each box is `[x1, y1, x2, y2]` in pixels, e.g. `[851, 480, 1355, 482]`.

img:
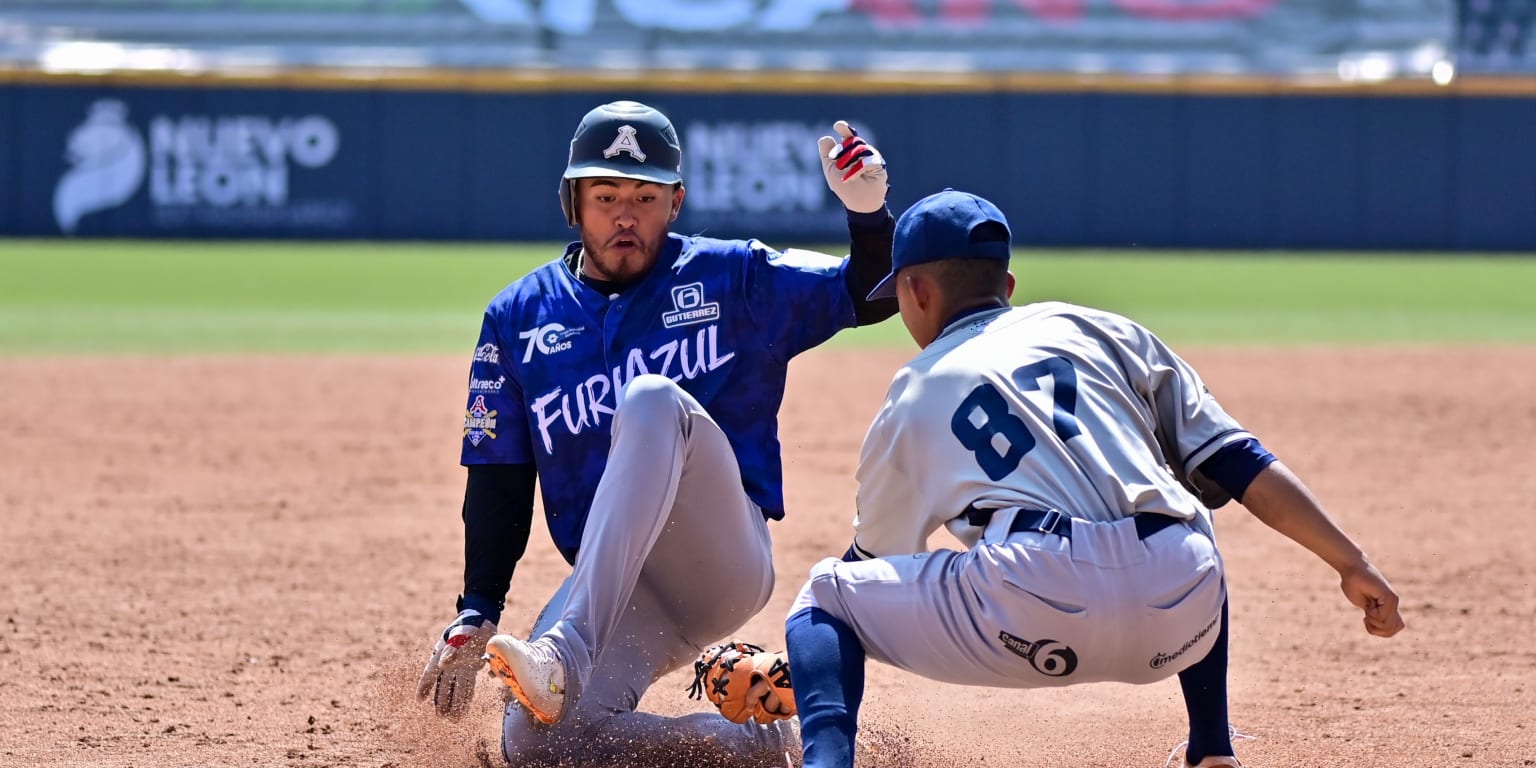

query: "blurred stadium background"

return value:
[0, 0, 1531, 249]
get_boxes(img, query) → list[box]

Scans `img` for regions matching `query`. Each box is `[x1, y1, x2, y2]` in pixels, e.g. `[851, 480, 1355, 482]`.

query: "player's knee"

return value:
[616, 374, 685, 417]
[786, 558, 843, 618]
[807, 556, 840, 584]
[788, 579, 820, 618]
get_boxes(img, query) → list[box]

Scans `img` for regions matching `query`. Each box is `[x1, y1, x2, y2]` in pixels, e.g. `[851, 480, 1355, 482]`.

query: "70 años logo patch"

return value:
[464, 395, 498, 447]
[519, 323, 584, 363]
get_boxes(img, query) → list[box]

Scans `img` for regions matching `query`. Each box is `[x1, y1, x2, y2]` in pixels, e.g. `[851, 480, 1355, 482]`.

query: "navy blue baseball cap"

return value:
[867, 189, 1012, 300]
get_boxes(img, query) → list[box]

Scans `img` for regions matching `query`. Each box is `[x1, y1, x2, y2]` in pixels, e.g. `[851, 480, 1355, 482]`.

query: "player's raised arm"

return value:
[818, 121, 898, 327]
[1234, 461, 1406, 638]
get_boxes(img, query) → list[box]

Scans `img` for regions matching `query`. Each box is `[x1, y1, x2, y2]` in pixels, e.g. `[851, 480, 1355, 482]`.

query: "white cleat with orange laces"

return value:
[483, 635, 568, 725]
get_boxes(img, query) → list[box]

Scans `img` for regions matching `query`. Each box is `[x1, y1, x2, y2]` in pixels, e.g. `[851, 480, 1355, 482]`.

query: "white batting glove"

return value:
[818, 121, 889, 214]
[416, 609, 496, 718]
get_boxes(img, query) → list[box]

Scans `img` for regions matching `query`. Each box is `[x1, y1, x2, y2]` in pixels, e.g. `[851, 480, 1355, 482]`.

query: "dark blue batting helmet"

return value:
[559, 100, 684, 226]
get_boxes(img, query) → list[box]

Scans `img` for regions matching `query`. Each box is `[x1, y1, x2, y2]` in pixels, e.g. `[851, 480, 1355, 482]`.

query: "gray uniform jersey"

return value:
[792, 302, 1243, 687]
[853, 301, 1250, 557]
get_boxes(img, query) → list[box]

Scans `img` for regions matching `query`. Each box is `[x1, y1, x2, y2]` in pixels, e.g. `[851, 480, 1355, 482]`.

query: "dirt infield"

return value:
[2, 348, 1534, 767]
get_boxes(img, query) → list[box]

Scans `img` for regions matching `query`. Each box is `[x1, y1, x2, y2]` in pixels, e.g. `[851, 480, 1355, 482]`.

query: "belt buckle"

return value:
[1035, 509, 1064, 536]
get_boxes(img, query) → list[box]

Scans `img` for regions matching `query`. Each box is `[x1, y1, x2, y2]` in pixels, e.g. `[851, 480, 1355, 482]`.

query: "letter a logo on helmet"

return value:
[602, 126, 648, 163]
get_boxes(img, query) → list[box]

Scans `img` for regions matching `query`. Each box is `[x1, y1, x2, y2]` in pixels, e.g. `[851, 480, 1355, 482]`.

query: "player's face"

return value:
[575, 178, 683, 283]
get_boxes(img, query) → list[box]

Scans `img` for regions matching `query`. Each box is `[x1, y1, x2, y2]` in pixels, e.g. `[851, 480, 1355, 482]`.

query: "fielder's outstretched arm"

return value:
[1237, 461, 1406, 638]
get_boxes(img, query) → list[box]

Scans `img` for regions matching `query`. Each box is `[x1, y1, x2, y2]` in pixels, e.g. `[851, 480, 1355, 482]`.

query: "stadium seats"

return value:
[0, 0, 1478, 77]
[1459, 0, 1536, 72]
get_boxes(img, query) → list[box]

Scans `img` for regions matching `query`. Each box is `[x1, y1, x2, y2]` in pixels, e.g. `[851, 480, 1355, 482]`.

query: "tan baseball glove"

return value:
[686, 641, 796, 725]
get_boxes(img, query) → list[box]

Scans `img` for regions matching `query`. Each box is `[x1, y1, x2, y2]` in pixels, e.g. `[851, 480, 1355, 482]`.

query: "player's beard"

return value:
[580, 230, 658, 284]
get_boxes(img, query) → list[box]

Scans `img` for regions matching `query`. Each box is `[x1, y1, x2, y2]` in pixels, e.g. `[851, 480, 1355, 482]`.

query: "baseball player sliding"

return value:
[691, 189, 1406, 768]
[414, 99, 898, 767]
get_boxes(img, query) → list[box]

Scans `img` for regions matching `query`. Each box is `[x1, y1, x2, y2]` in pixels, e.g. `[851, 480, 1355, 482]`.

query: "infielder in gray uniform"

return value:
[413, 100, 898, 767]
[783, 189, 1407, 768]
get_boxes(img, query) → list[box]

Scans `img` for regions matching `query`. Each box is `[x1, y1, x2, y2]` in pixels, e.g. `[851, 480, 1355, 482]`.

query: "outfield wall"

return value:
[3, 73, 1533, 250]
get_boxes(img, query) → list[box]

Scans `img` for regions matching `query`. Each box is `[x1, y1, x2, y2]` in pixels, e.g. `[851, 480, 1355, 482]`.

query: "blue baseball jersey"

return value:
[461, 234, 856, 562]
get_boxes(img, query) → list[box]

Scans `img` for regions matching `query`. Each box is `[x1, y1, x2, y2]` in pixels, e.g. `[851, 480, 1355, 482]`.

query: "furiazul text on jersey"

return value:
[529, 323, 735, 453]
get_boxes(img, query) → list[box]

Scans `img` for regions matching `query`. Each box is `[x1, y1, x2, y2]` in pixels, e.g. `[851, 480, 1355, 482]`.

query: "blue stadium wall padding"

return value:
[3, 81, 1530, 250]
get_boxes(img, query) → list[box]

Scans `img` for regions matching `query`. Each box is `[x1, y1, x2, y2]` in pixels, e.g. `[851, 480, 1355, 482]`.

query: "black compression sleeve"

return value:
[844, 207, 899, 326]
[459, 462, 536, 625]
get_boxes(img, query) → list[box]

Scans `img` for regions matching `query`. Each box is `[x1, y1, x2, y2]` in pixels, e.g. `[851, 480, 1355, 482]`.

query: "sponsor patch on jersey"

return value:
[662, 282, 720, 328]
[474, 343, 500, 364]
[519, 323, 585, 362]
[998, 631, 1078, 677]
[469, 374, 506, 393]
[463, 395, 498, 447]
[1149, 610, 1219, 670]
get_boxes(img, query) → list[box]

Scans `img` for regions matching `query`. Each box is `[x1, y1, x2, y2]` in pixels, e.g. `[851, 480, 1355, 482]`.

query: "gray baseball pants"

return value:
[501, 374, 790, 767]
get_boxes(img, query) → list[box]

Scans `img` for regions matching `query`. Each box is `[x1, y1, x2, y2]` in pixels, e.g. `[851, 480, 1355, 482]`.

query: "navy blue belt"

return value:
[965, 506, 1185, 541]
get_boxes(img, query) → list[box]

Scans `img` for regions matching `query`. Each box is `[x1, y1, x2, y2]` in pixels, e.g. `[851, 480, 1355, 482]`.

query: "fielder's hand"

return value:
[818, 121, 888, 214]
[416, 608, 496, 718]
[1339, 560, 1406, 638]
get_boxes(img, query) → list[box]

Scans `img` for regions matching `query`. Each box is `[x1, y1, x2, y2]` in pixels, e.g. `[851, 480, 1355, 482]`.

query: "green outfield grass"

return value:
[1, 239, 1533, 355]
